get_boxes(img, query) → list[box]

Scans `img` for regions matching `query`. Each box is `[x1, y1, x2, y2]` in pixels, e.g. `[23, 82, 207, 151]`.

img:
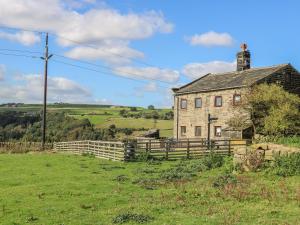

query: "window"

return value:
[195, 98, 202, 108]
[180, 99, 187, 109]
[195, 126, 201, 136]
[233, 94, 241, 105]
[180, 126, 186, 136]
[214, 96, 222, 107]
[214, 126, 222, 137]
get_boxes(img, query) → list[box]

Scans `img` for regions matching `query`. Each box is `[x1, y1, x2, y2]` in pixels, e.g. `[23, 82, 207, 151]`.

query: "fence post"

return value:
[165, 141, 169, 160]
[124, 141, 135, 161]
[228, 140, 231, 155]
[187, 139, 190, 159]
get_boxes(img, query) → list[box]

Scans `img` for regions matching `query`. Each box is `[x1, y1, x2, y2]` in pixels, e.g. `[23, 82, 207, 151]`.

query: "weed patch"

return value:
[112, 212, 154, 224]
[267, 153, 300, 176]
[213, 174, 237, 188]
[114, 175, 129, 183]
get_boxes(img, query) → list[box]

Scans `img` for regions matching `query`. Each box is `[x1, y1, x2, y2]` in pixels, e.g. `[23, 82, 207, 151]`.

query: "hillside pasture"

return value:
[0, 153, 299, 225]
[0, 104, 174, 138]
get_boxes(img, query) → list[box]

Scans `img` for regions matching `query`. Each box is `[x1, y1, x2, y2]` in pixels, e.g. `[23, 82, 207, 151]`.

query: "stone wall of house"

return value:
[173, 88, 249, 140]
[259, 65, 300, 95]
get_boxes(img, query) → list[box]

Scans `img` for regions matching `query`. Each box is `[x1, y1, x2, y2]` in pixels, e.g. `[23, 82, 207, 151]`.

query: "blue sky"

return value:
[0, 0, 299, 108]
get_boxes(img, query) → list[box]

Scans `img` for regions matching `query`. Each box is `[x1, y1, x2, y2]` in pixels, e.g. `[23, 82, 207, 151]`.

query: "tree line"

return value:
[0, 111, 143, 142]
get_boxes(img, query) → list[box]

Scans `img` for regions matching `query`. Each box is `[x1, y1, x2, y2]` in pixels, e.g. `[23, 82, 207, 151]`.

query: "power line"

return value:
[51, 33, 157, 68]
[0, 25, 168, 71]
[53, 53, 174, 84]
[51, 58, 170, 88]
[0, 49, 171, 88]
[0, 51, 39, 59]
[0, 48, 43, 55]
[0, 47, 174, 84]
[0, 25, 45, 35]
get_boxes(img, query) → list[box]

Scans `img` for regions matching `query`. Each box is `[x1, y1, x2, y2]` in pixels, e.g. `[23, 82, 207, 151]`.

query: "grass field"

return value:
[0, 153, 299, 225]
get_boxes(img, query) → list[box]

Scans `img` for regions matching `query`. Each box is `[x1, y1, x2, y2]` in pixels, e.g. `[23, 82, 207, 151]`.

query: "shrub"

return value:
[135, 152, 156, 162]
[201, 153, 225, 169]
[268, 153, 300, 177]
[160, 154, 225, 181]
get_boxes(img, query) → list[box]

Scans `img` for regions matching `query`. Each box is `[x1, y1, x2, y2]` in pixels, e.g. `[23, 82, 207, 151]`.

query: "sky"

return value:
[0, 0, 300, 108]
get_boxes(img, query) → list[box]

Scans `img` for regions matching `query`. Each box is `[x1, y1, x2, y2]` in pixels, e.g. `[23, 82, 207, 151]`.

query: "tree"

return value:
[229, 84, 300, 137]
[148, 105, 155, 110]
[130, 107, 137, 111]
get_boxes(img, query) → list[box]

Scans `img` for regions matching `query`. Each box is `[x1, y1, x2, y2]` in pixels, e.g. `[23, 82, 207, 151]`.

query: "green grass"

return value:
[275, 136, 300, 148]
[0, 153, 299, 225]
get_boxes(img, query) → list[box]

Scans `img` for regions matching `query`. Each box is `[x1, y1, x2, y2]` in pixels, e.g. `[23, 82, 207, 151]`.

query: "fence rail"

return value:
[54, 140, 125, 161]
[134, 139, 249, 160]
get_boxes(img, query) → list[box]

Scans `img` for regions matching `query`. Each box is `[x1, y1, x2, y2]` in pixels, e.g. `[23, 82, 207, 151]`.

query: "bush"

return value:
[135, 152, 156, 162]
[160, 154, 225, 181]
[201, 153, 225, 169]
[268, 153, 300, 177]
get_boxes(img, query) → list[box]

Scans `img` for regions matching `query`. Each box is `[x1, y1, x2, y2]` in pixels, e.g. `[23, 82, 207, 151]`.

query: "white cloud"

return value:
[0, 0, 173, 64]
[0, 30, 41, 46]
[182, 61, 236, 79]
[187, 31, 234, 47]
[94, 98, 112, 105]
[62, 0, 97, 9]
[64, 42, 144, 65]
[0, 74, 92, 103]
[0, 64, 5, 81]
[143, 82, 158, 92]
[114, 66, 180, 83]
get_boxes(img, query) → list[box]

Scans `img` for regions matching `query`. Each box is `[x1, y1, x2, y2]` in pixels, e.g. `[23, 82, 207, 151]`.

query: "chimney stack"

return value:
[236, 43, 251, 71]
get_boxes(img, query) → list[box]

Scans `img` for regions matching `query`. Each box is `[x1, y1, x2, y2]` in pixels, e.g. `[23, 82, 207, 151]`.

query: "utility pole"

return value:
[41, 33, 52, 150]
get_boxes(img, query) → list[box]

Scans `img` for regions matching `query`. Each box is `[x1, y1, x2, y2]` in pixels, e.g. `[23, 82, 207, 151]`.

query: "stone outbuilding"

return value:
[172, 44, 300, 140]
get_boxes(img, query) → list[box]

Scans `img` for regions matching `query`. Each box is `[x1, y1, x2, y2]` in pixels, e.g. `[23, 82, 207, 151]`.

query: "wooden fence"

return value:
[54, 140, 126, 161]
[134, 139, 250, 160]
[53, 139, 250, 161]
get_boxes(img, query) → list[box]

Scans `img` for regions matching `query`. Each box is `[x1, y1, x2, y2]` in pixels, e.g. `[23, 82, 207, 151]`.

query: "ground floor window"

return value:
[195, 126, 201, 136]
[180, 126, 186, 136]
[214, 126, 222, 137]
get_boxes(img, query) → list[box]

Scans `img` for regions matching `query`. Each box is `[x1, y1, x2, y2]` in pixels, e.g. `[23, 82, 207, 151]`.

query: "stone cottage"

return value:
[172, 44, 300, 140]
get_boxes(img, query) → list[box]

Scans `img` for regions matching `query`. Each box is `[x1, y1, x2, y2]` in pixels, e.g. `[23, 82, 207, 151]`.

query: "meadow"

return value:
[0, 153, 299, 225]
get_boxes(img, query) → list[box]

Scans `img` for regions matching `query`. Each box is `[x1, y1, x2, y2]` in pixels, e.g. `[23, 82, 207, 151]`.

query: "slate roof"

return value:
[174, 64, 290, 94]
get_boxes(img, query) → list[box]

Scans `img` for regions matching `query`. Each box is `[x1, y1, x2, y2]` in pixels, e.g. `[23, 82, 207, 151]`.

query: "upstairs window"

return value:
[195, 98, 202, 108]
[214, 96, 222, 107]
[214, 126, 222, 137]
[233, 94, 241, 106]
[180, 99, 187, 109]
[195, 126, 202, 136]
[181, 126, 186, 136]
